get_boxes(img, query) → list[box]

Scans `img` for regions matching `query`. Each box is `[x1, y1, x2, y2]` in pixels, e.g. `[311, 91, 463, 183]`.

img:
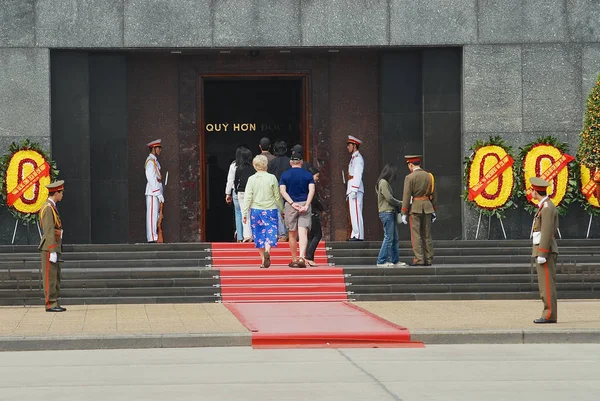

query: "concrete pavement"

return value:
[1, 300, 599, 351]
[2, 345, 599, 400]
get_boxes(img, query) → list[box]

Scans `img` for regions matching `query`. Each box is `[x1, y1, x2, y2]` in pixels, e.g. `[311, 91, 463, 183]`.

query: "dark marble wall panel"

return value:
[127, 55, 180, 244]
[329, 52, 380, 240]
[50, 51, 91, 244]
[380, 51, 422, 241]
[89, 54, 128, 244]
[173, 51, 380, 241]
[422, 48, 462, 240]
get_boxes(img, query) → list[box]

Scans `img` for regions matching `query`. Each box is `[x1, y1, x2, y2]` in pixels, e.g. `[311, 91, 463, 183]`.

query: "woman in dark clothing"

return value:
[235, 147, 256, 242]
[268, 140, 290, 241]
[305, 166, 324, 266]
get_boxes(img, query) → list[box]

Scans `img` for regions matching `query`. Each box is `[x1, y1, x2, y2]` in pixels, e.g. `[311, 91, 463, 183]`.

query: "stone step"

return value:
[351, 291, 595, 301]
[0, 286, 219, 299]
[331, 255, 600, 265]
[0, 259, 212, 269]
[328, 246, 600, 258]
[0, 295, 219, 306]
[349, 282, 600, 294]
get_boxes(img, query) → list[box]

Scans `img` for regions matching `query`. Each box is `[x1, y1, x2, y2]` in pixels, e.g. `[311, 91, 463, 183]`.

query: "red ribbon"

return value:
[582, 178, 598, 200]
[468, 154, 514, 201]
[7, 161, 50, 206]
[525, 153, 575, 201]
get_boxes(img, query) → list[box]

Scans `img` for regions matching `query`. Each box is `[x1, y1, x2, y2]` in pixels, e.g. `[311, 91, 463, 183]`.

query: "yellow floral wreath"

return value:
[5, 150, 51, 214]
[522, 144, 572, 207]
[580, 164, 600, 208]
[467, 145, 514, 210]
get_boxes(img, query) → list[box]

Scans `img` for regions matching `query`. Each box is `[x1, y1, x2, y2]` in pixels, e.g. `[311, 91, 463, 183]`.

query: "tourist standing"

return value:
[279, 151, 315, 268]
[305, 166, 324, 267]
[242, 155, 283, 268]
[375, 163, 406, 267]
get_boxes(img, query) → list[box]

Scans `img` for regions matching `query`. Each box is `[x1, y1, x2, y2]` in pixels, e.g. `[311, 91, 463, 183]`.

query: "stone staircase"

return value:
[331, 239, 600, 301]
[0, 240, 598, 305]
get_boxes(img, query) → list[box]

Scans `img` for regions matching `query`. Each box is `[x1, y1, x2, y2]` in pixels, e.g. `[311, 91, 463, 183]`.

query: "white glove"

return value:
[537, 256, 547, 264]
[349, 191, 357, 200]
[157, 194, 165, 203]
[49, 252, 57, 263]
[432, 213, 437, 223]
[401, 215, 408, 225]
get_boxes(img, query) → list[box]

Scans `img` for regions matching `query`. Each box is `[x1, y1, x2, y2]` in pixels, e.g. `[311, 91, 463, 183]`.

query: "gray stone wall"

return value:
[1, 0, 599, 240]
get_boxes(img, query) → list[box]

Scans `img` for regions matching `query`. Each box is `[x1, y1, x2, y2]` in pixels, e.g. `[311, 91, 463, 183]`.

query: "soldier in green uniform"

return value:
[400, 155, 437, 266]
[530, 177, 559, 323]
[39, 180, 66, 312]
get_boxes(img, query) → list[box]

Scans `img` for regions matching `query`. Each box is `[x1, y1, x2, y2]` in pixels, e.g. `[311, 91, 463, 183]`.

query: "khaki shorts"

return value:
[284, 202, 312, 231]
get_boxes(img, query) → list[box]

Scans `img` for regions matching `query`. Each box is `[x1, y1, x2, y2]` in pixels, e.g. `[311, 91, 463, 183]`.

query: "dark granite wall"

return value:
[422, 48, 462, 240]
[380, 49, 463, 240]
[50, 51, 91, 244]
[50, 51, 129, 244]
[89, 54, 128, 244]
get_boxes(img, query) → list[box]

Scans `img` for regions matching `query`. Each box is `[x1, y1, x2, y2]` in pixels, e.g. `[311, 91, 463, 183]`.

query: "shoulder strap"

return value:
[426, 173, 435, 199]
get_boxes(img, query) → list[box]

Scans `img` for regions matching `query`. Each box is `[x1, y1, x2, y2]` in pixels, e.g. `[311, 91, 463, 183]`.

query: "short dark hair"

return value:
[308, 166, 319, 175]
[259, 137, 270, 150]
[273, 141, 287, 157]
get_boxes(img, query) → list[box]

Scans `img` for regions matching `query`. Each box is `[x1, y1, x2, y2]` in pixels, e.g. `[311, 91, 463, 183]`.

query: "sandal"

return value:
[305, 259, 318, 267]
[288, 260, 299, 268]
[296, 257, 306, 268]
[260, 263, 267, 268]
[264, 251, 271, 268]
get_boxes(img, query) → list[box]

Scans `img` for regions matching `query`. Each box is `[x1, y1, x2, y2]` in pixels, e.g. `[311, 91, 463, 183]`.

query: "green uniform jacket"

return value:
[401, 168, 437, 215]
[531, 198, 559, 258]
[38, 200, 62, 253]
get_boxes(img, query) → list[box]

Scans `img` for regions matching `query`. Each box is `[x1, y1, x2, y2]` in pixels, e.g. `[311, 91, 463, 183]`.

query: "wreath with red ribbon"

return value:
[462, 136, 517, 218]
[0, 139, 59, 224]
[516, 136, 579, 216]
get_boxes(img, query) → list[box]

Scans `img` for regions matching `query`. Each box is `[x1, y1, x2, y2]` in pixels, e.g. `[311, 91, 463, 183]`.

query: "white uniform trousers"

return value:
[236, 192, 253, 240]
[146, 195, 160, 242]
[348, 192, 364, 240]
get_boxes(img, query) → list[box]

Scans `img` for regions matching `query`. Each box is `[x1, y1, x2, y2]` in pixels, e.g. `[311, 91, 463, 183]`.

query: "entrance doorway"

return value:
[201, 76, 306, 242]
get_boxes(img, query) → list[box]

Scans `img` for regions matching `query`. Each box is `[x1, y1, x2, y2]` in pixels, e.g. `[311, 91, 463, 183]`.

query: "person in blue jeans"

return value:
[376, 163, 406, 267]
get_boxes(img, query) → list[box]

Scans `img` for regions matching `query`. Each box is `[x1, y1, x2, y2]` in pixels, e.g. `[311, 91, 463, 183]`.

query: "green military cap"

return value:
[529, 177, 550, 191]
[46, 180, 65, 193]
[404, 155, 422, 163]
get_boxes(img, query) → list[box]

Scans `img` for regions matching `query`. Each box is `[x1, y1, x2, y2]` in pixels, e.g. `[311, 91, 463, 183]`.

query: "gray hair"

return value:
[253, 154, 269, 171]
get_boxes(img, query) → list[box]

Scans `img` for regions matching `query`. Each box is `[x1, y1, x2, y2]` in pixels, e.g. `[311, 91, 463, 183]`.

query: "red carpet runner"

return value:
[213, 242, 422, 348]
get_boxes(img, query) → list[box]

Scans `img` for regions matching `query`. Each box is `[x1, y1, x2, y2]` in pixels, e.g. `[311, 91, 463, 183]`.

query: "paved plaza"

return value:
[1, 300, 599, 350]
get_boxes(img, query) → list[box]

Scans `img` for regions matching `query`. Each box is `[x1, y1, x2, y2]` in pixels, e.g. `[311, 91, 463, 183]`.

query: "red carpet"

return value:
[214, 242, 421, 348]
[225, 302, 423, 348]
[211, 242, 328, 268]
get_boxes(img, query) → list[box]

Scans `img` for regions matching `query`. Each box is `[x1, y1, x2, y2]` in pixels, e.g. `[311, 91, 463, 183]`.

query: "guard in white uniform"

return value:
[145, 139, 164, 242]
[346, 135, 364, 240]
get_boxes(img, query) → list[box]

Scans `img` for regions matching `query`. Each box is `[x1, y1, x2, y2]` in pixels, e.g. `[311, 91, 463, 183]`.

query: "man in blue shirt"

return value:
[279, 151, 315, 268]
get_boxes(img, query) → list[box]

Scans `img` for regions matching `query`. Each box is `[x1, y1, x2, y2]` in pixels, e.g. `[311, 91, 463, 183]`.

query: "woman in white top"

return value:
[225, 147, 245, 242]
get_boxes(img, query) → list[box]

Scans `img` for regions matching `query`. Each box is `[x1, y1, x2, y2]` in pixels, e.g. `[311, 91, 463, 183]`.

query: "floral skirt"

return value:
[250, 208, 279, 249]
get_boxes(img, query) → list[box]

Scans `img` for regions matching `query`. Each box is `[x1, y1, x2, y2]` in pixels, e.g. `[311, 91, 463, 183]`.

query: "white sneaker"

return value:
[376, 263, 392, 268]
[393, 262, 407, 267]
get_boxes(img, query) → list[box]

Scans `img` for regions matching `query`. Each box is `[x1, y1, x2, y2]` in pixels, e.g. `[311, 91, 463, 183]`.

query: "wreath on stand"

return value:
[579, 164, 600, 216]
[0, 139, 59, 225]
[462, 136, 517, 238]
[516, 136, 579, 216]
